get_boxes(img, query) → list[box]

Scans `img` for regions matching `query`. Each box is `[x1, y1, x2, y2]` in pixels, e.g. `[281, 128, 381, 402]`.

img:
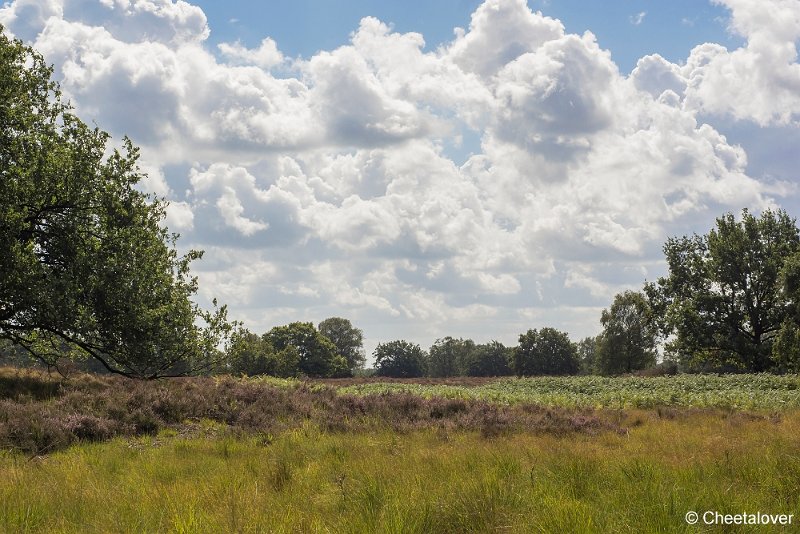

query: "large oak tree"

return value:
[374, 340, 427, 378]
[647, 209, 800, 372]
[0, 28, 230, 378]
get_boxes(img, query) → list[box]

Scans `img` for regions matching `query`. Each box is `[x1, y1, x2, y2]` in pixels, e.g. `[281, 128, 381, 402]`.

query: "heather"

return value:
[0, 368, 619, 455]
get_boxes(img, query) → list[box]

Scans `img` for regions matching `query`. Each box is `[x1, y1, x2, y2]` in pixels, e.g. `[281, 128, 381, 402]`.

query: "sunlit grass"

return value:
[2, 410, 800, 533]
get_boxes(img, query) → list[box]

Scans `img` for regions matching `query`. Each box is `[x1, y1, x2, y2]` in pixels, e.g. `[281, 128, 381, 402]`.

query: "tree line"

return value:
[222, 317, 652, 378]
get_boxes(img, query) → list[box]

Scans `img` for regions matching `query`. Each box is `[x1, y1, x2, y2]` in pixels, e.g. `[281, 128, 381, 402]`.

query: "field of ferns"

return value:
[329, 374, 800, 410]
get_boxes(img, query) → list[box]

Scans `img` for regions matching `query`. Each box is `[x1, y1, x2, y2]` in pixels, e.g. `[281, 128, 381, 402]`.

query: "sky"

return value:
[1, 0, 799, 360]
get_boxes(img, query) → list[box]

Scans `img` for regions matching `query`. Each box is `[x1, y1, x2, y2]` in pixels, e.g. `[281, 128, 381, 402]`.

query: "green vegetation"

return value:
[222, 320, 363, 379]
[648, 208, 800, 373]
[267, 322, 350, 378]
[596, 291, 657, 375]
[428, 337, 475, 377]
[513, 327, 578, 376]
[374, 340, 428, 378]
[318, 317, 366, 372]
[2, 411, 800, 533]
[466, 341, 513, 377]
[336, 374, 800, 410]
[0, 27, 231, 379]
[225, 329, 300, 378]
[225, 321, 352, 377]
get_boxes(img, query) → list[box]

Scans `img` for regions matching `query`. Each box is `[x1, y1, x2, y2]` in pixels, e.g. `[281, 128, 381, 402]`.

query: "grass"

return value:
[1, 411, 799, 532]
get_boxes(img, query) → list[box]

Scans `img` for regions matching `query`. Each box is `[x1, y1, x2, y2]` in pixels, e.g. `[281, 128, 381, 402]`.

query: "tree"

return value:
[576, 336, 598, 375]
[465, 341, 513, 377]
[318, 317, 365, 372]
[225, 329, 267, 376]
[649, 209, 800, 372]
[772, 252, 800, 371]
[225, 328, 299, 377]
[512, 328, 578, 376]
[595, 291, 657, 375]
[266, 322, 348, 378]
[0, 28, 231, 378]
[373, 340, 427, 378]
[427, 337, 475, 377]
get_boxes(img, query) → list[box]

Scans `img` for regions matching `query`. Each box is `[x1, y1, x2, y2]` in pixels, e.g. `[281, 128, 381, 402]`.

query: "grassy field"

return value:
[2, 369, 800, 532]
[2, 412, 799, 533]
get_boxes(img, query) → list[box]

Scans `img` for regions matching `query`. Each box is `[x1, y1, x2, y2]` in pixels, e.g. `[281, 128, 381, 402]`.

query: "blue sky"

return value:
[194, 0, 744, 72]
[1, 0, 798, 359]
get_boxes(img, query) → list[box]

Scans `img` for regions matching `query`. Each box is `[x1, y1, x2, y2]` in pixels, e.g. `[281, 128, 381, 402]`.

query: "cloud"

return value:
[0, 0, 63, 41]
[489, 31, 619, 176]
[1, 0, 794, 349]
[446, 0, 563, 79]
[218, 37, 283, 69]
[631, 54, 687, 98]
[305, 42, 433, 147]
[216, 187, 269, 236]
[680, 0, 800, 125]
[0, 0, 209, 44]
[165, 201, 195, 232]
[629, 12, 646, 26]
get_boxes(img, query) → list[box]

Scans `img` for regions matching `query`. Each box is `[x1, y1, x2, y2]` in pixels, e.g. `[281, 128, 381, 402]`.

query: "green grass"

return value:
[335, 374, 800, 409]
[2, 411, 800, 533]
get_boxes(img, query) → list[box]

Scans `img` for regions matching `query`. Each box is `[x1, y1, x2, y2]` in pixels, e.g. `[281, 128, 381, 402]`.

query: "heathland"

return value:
[2, 368, 799, 533]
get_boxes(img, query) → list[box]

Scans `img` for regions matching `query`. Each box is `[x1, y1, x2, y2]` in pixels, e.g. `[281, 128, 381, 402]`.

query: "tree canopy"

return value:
[318, 317, 365, 372]
[648, 209, 800, 372]
[512, 328, 578, 376]
[374, 340, 427, 378]
[465, 341, 513, 377]
[576, 336, 598, 375]
[225, 328, 299, 378]
[266, 322, 349, 378]
[771, 251, 800, 372]
[0, 28, 230, 378]
[596, 291, 657, 375]
[428, 337, 475, 377]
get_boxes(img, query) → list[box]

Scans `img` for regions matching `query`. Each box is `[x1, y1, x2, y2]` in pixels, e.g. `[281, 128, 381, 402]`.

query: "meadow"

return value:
[2, 368, 800, 532]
